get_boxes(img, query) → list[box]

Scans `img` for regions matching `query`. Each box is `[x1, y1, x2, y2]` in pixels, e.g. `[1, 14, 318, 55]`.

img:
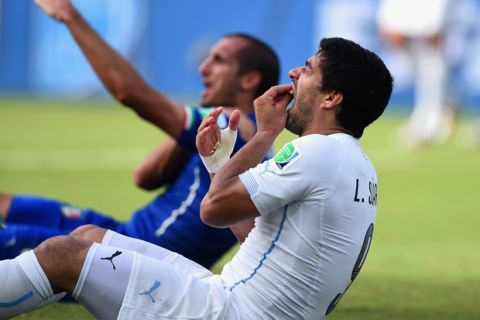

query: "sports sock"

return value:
[0, 251, 65, 319]
[72, 243, 132, 320]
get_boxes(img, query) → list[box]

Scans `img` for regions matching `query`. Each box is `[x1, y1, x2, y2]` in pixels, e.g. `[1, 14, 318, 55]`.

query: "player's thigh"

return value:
[118, 253, 228, 319]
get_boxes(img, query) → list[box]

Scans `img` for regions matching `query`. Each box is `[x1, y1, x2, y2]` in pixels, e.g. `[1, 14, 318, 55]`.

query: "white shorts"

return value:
[117, 252, 229, 319]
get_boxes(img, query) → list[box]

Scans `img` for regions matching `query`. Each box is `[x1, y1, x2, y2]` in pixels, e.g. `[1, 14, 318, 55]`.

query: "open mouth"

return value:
[201, 81, 212, 98]
[286, 95, 295, 111]
[286, 84, 295, 111]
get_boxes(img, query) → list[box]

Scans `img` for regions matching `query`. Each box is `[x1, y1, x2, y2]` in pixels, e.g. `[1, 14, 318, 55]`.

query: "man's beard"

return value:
[285, 95, 312, 135]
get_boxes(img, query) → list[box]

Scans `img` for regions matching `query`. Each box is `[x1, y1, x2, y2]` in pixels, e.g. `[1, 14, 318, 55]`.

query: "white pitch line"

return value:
[0, 148, 150, 170]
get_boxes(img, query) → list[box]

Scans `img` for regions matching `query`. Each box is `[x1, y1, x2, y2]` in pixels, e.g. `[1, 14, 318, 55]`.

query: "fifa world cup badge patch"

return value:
[274, 142, 301, 169]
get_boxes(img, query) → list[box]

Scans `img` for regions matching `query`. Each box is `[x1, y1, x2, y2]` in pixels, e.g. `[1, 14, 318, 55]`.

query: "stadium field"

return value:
[0, 100, 479, 319]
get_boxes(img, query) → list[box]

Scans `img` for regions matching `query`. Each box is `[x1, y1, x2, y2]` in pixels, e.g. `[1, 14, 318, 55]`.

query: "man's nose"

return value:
[199, 58, 211, 75]
[288, 66, 302, 79]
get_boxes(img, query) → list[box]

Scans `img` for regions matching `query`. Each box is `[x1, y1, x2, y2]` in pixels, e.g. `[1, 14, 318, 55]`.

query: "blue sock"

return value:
[8, 195, 122, 231]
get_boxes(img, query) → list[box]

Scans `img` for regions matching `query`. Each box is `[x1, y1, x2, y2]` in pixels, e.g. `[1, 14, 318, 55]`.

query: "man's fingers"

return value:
[35, 0, 48, 13]
[198, 107, 224, 131]
[196, 107, 224, 156]
[198, 114, 216, 132]
[34, 0, 75, 22]
[228, 110, 241, 130]
[196, 126, 211, 156]
[198, 106, 224, 131]
[211, 107, 224, 120]
[264, 84, 292, 100]
[256, 84, 293, 110]
[197, 125, 217, 156]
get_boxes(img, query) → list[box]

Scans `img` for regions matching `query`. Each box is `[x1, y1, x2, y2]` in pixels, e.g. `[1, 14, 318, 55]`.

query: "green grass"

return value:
[1, 100, 479, 319]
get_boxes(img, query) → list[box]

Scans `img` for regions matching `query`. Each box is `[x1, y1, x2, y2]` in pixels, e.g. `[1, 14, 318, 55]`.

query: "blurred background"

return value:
[0, 0, 479, 319]
[1, 0, 480, 108]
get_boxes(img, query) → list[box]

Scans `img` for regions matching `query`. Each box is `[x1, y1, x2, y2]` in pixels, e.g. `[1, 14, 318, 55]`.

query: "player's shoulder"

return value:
[272, 134, 349, 173]
[292, 133, 355, 157]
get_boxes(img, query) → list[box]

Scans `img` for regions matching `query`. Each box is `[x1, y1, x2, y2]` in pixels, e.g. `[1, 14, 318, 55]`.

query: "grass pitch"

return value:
[0, 100, 479, 319]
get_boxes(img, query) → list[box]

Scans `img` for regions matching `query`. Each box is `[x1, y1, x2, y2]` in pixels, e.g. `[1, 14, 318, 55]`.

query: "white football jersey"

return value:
[221, 133, 378, 319]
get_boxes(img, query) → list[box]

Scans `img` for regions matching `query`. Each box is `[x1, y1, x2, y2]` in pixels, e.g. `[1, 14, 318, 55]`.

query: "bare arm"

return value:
[196, 84, 293, 228]
[35, 0, 184, 139]
[134, 138, 190, 191]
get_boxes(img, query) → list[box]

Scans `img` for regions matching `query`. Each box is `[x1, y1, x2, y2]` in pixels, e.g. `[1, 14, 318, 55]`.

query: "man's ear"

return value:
[240, 70, 262, 92]
[323, 91, 343, 109]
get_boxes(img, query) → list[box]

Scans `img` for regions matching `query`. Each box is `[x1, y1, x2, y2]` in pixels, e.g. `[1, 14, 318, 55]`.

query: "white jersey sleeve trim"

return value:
[239, 170, 259, 196]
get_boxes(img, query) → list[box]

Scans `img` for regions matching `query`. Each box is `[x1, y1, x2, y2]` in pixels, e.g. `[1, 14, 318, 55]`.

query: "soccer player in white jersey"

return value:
[0, 37, 393, 319]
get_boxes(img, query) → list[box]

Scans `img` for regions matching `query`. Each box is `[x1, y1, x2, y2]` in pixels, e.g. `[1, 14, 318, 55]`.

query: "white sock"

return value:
[72, 243, 132, 320]
[0, 251, 65, 319]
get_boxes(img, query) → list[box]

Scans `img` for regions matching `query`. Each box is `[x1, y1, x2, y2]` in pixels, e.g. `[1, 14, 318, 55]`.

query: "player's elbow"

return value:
[133, 172, 150, 190]
[200, 196, 228, 228]
[133, 166, 160, 191]
[104, 72, 137, 106]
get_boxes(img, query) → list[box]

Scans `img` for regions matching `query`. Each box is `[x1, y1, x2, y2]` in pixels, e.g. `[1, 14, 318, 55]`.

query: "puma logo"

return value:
[100, 250, 122, 270]
[139, 280, 161, 303]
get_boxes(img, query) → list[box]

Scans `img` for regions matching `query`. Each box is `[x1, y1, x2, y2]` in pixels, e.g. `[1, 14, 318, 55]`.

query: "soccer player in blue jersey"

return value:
[0, 0, 279, 268]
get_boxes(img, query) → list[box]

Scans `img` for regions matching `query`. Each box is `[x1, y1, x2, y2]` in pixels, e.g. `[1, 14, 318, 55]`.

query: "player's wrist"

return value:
[59, 5, 79, 24]
[200, 127, 238, 173]
[254, 130, 278, 145]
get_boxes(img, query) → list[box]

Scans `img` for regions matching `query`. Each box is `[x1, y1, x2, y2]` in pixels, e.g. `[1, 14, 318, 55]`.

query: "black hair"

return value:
[225, 33, 280, 98]
[317, 37, 393, 138]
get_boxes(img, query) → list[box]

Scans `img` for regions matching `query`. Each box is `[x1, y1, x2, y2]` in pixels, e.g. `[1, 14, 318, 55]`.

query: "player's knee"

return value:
[70, 224, 107, 243]
[0, 192, 13, 216]
[34, 235, 91, 293]
[35, 235, 82, 265]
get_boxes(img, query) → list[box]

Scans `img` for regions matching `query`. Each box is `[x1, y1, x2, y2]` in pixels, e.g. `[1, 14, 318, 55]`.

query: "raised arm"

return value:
[35, 0, 184, 139]
[197, 84, 293, 228]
